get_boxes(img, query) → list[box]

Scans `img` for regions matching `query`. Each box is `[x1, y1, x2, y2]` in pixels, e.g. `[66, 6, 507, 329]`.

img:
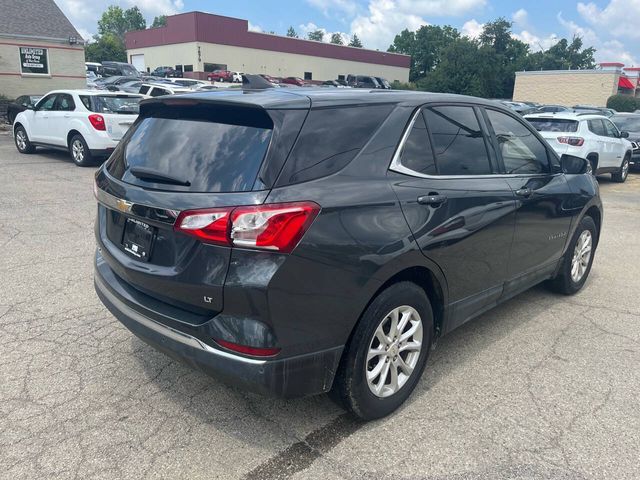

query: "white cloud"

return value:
[512, 8, 528, 27]
[350, 0, 427, 50]
[461, 19, 483, 39]
[248, 22, 263, 33]
[577, 0, 640, 39]
[54, 0, 184, 37]
[513, 30, 559, 51]
[396, 0, 486, 16]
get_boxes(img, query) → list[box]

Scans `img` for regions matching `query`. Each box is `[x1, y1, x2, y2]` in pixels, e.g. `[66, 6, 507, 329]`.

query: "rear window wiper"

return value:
[129, 167, 191, 186]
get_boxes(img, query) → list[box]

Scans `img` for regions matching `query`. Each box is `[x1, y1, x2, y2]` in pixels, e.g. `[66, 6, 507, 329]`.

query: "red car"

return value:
[281, 77, 305, 86]
[207, 70, 233, 82]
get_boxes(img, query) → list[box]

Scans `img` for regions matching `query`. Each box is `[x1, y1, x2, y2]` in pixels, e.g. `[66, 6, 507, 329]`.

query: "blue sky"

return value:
[55, 0, 640, 65]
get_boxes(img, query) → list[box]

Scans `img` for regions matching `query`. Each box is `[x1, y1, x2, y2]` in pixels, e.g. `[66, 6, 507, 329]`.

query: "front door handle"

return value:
[515, 187, 533, 198]
[417, 194, 447, 206]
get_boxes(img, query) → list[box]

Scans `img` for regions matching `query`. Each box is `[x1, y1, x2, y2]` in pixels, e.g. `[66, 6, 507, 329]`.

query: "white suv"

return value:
[13, 90, 143, 166]
[525, 112, 632, 182]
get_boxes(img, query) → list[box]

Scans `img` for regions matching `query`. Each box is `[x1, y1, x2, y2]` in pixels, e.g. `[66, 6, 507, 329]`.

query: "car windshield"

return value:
[527, 118, 579, 132]
[88, 95, 142, 114]
[611, 116, 640, 132]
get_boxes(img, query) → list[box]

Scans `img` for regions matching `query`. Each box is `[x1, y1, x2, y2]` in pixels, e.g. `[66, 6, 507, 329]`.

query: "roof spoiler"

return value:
[243, 74, 275, 90]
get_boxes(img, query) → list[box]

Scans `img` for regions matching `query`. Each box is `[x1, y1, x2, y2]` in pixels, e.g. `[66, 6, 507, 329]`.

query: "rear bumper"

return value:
[94, 253, 343, 398]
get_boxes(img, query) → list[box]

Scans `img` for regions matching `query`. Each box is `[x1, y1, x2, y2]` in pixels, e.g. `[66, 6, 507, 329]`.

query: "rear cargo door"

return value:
[95, 101, 293, 316]
[90, 94, 142, 141]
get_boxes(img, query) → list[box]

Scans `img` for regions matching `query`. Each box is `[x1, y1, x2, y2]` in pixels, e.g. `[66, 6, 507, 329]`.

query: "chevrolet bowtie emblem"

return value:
[116, 198, 133, 213]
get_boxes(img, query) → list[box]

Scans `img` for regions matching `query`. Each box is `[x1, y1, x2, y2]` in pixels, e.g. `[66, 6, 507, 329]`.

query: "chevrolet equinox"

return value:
[94, 89, 602, 420]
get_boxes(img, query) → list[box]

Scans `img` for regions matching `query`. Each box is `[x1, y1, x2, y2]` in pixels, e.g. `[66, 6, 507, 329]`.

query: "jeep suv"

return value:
[94, 89, 602, 419]
[526, 112, 632, 182]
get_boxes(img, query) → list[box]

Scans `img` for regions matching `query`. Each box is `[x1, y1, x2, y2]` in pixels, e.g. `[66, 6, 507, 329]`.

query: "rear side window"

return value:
[107, 107, 273, 193]
[399, 112, 436, 175]
[277, 105, 393, 185]
[527, 118, 578, 132]
[423, 106, 492, 175]
[588, 119, 606, 136]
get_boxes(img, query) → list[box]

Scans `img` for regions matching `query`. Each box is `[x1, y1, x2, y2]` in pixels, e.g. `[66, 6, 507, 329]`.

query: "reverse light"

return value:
[557, 136, 584, 147]
[215, 339, 281, 357]
[88, 114, 106, 131]
[174, 202, 320, 253]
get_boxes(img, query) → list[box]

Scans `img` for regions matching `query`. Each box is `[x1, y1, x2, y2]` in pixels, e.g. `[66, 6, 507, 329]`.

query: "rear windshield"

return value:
[107, 107, 273, 193]
[82, 95, 141, 114]
[527, 118, 579, 133]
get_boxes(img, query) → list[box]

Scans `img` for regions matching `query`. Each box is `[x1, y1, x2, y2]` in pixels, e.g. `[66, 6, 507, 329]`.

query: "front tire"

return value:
[14, 125, 36, 153]
[332, 282, 433, 420]
[69, 134, 94, 167]
[547, 216, 597, 295]
[612, 154, 630, 183]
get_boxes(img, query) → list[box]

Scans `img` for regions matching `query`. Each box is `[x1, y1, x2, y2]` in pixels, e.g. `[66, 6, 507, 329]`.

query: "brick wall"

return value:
[513, 71, 619, 106]
[0, 40, 85, 98]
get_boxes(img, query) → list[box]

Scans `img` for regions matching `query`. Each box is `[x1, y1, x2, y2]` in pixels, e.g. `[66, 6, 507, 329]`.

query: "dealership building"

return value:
[125, 12, 410, 83]
[513, 63, 639, 106]
[0, 0, 85, 99]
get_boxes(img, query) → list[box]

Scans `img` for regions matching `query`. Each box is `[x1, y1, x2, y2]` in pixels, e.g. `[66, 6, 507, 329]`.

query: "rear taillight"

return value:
[557, 136, 584, 146]
[174, 201, 320, 253]
[88, 114, 106, 131]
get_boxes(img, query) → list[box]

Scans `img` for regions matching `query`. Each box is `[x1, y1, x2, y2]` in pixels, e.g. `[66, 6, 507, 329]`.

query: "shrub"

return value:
[606, 94, 637, 112]
[391, 81, 417, 90]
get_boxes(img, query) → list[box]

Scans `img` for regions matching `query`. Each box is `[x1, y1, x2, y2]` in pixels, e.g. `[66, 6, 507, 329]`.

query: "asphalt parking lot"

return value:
[1, 128, 639, 480]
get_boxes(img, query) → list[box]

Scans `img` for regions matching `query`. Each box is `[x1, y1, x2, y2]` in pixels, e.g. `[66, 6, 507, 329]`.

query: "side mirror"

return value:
[561, 154, 590, 175]
[26, 105, 35, 111]
[620, 131, 629, 138]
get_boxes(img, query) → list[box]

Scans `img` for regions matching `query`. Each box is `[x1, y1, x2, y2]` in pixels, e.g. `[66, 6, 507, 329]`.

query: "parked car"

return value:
[138, 83, 192, 97]
[610, 113, 640, 170]
[281, 77, 306, 86]
[117, 80, 144, 94]
[85, 62, 103, 76]
[535, 104, 570, 113]
[6, 95, 42, 124]
[207, 70, 233, 82]
[231, 71, 244, 83]
[93, 75, 140, 90]
[501, 101, 536, 115]
[347, 75, 381, 88]
[93, 89, 602, 420]
[166, 78, 209, 88]
[322, 80, 348, 88]
[151, 66, 181, 78]
[13, 90, 143, 166]
[375, 77, 392, 89]
[259, 74, 280, 85]
[526, 112, 631, 181]
[572, 105, 615, 117]
[101, 61, 140, 78]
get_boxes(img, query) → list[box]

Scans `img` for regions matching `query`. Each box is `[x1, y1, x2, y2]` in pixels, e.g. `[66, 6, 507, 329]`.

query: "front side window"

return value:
[37, 94, 57, 111]
[603, 119, 620, 138]
[423, 106, 492, 175]
[486, 109, 549, 174]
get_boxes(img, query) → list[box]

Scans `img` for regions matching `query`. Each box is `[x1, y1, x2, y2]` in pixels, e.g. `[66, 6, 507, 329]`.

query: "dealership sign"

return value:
[19, 47, 49, 75]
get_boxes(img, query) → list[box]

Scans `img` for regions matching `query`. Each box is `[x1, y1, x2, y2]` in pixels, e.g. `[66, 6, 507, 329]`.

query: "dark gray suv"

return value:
[94, 89, 602, 419]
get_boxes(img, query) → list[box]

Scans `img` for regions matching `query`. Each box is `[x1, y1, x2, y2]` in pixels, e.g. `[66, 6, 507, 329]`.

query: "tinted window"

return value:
[150, 88, 168, 97]
[55, 94, 75, 111]
[15, 96, 26, 105]
[603, 119, 619, 138]
[278, 105, 393, 185]
[527, 118, 578, 132]
[424, 106, 492, 175]
[588, 119, 606, 136]
[108, 109, 273, 193]
[139, 85, 150, 95]
[611, 115, 640, 131]
[88, 95, 141, 114]
[487, 109, 549, 174]
[399, 112, 436, 175]
[37, 94, 57, 111]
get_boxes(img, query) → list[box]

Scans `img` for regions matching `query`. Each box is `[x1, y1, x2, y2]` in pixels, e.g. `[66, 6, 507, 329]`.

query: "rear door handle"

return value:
[417, 194, 447, 206]
[515, 187, 533, 198]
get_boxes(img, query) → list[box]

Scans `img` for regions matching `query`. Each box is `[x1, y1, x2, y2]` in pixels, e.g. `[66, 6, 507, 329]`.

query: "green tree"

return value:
[307, 29, 324, 41]
[286, 26, 298, 38]
[524, 36, 596, 71]
[98, 5, 146, 43]
[389, 25, 460, 81]
[349, 34, 363, 48]
[330, 33, 344, 45]
[151, 15, 167, 28]
[85, 33, 126, 63]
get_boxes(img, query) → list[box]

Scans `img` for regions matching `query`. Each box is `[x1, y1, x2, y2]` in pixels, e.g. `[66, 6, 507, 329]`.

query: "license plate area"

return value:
[122, 217, 155, 262]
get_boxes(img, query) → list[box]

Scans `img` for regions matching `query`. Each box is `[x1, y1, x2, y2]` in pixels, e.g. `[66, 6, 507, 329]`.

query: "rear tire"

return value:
[331, 282, 433, 420]
[69, 134, 94, 167]
[14, 125, 36, 154]
[547, 216, 597, 295]
[612, 154, 630, 183]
